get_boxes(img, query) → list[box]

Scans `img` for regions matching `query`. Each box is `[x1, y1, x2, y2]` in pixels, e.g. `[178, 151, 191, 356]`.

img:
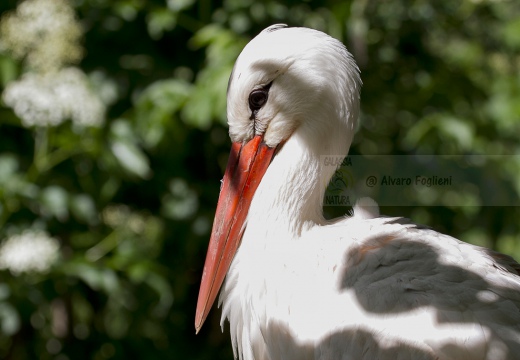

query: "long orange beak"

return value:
[195, 135, 276, 333]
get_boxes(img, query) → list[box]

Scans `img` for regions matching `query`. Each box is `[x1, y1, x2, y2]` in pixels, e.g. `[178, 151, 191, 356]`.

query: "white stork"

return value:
[195, 24, 520, 360]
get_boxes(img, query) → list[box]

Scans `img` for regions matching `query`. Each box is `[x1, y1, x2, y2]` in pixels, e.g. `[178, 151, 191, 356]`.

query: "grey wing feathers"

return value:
[484, 248, 520, 276]
[339, 217, 520, 359]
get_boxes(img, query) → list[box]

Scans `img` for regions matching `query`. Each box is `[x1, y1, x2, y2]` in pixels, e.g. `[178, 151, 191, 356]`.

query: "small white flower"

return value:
[2, 68, 105, 127]
[0, 230, 60, 274]
[0, 0, 83, 72]
[1, 0, 108, 128]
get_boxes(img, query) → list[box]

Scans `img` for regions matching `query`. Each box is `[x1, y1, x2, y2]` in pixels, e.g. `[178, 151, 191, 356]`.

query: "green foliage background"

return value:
[0, 0, 519, 359]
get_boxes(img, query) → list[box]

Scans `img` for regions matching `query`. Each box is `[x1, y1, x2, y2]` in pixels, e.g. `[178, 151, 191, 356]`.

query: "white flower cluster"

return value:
[3, 68, 105, 127]
[0, 230, 60, 274]
[0, 0, 107, 127]
[0, 0, 83, 72]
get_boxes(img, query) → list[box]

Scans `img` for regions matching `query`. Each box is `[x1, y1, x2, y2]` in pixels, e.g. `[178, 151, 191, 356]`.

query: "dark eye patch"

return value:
[249, 89, 268, 110]
[248, 82, 272, 120]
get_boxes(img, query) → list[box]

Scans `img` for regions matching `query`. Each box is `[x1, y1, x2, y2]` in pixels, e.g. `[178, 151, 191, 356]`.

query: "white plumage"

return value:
[196, 24, 520, 360]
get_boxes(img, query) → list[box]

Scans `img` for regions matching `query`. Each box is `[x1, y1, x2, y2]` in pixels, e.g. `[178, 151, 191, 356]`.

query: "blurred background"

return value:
[0, 0, 519, 359]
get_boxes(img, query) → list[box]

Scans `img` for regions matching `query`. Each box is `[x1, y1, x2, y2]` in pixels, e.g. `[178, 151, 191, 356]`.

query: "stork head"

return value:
[227, 24, 361, 148]
[195, 25, 361, 333]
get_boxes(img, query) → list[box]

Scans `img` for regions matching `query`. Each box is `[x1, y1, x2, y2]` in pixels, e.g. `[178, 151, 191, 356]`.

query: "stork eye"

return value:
[248, 89, 268, 111]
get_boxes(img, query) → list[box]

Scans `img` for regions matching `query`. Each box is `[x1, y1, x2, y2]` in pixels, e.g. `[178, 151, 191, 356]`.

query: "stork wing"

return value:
[325, 216, 520, 360]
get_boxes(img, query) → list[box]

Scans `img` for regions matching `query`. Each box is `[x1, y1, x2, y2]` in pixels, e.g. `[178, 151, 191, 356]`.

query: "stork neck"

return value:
[246, 127, 349, 240]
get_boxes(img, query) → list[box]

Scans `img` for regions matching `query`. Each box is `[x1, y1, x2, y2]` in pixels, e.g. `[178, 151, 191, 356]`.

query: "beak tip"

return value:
[195, 307, 205, 334]
[195, 317, 203, 334]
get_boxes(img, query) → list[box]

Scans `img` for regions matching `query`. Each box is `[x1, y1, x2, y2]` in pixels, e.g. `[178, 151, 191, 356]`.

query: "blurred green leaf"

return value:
[167, 0, 195, 12]
[0, 154, 18, 183]
[134, 79, 192, 148]
[40, 186, 69, 221]
[146, 8, 177, 40]
[111, 141, 151, 179]
[109, 119, 151, 178]
[70, 193, 98, 225]
[183, 25, 247, 127]
[0, 301, 20, 336]
[161, 178, 198, 220]
[0, 54, 18, 87]
[64, 260, 121, 294]
[502, 18, 520, 50]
